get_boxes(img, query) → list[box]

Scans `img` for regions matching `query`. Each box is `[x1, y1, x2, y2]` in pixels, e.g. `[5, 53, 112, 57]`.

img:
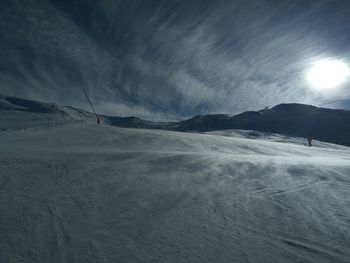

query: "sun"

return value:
[307, 59, 349, 91]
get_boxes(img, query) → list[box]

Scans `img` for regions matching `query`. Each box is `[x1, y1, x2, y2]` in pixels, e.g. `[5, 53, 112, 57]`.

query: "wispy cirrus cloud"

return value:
[1, 0, 350, 119]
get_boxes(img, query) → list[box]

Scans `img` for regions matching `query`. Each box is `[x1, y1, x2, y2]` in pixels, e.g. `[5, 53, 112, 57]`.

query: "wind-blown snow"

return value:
[1, 122, 350, 262]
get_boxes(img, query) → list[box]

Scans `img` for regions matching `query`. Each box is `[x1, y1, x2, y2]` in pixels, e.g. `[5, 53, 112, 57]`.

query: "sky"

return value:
[1, 0, 350, 120]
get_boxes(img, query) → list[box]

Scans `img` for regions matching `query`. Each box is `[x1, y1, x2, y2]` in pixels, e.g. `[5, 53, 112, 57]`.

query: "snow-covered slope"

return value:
[1, 121, 350, 262]
[0, 95, 96, 131]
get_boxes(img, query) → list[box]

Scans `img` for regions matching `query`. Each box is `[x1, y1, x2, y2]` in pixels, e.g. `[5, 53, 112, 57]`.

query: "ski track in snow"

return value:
[0, 122, 350, 262]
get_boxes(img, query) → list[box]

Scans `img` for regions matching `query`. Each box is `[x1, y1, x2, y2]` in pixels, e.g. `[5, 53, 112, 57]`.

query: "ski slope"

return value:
[1, 122, 350, 262]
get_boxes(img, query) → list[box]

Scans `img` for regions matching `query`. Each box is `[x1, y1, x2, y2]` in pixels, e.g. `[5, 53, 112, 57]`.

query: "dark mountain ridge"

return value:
[176, 104, 350, 146]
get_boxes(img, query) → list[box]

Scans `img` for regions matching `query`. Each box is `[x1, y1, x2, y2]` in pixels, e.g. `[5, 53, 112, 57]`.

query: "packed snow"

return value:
[1, 121, 350, 262]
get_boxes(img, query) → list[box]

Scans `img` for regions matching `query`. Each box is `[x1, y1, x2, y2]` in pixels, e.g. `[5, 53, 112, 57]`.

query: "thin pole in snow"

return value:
[80, 86, 100, 125]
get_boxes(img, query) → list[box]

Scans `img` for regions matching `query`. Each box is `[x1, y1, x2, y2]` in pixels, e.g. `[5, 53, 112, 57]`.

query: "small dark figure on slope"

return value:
[307, 134, 313, 147]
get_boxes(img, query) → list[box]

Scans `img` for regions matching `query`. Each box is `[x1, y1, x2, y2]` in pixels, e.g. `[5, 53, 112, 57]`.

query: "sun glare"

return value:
[307, 59, 349, 91]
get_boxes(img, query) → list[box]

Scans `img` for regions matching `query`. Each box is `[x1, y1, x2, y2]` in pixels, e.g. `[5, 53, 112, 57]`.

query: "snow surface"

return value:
[1, 122, 350, 262]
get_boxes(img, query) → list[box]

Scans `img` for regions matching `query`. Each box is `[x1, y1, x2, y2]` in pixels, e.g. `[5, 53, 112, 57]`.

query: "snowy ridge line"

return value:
[0, 95, 96, 131]
[2, 95, 350, 147]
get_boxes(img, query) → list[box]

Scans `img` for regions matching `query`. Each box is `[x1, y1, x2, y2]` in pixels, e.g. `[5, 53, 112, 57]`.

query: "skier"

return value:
[96, 116, 101, 125]
[307, 134, 313, 147]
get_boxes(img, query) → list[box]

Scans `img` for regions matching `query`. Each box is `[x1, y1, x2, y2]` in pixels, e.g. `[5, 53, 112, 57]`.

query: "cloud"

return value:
[1, 0, 350, 120]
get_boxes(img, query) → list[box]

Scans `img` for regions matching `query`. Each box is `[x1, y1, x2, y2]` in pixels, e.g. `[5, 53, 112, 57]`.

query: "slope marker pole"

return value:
[80, 86, 100, 125]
